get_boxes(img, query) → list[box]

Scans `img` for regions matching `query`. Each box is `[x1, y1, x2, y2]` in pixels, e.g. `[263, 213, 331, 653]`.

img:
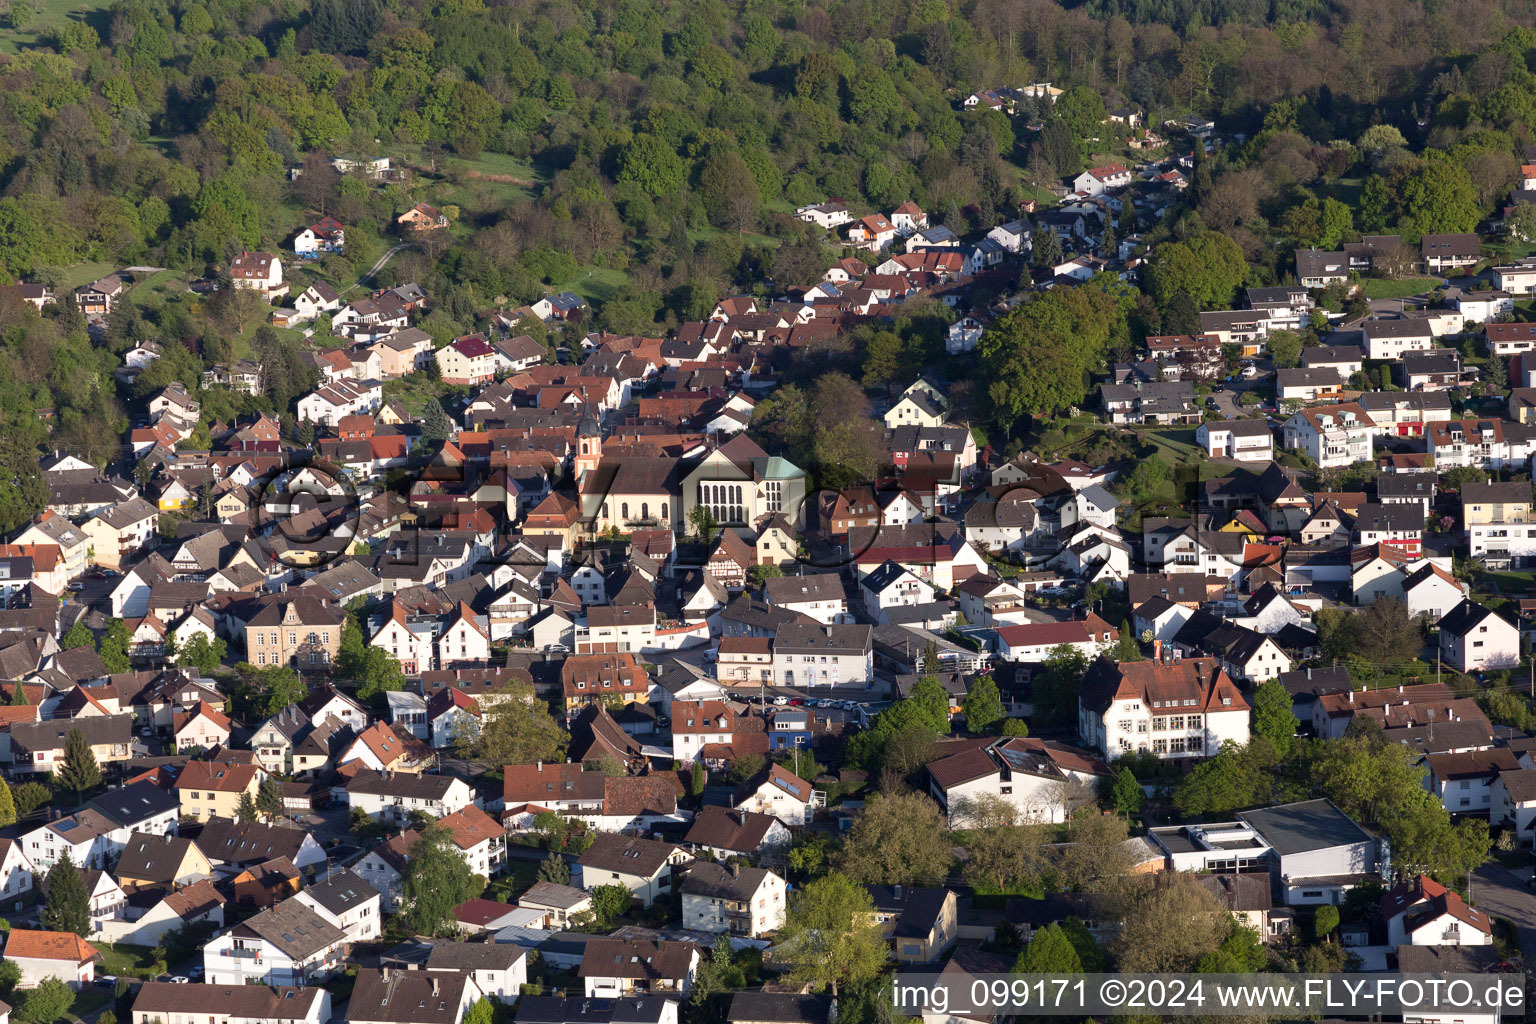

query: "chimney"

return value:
[537, 761, 542, 773]
[431, 978, 440, 996]
[1307, 667, 1312, 680]
[1348, 690, 1355, 703]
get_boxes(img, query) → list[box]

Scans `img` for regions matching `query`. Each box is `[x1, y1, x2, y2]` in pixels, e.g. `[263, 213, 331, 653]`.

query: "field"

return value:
[0, 0, 111, 54]
[1359, 276, 1440, 300]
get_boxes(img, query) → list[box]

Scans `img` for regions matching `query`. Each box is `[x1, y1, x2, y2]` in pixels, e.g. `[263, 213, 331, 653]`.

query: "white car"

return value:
[773, 695, 790, 705]
[168, 976, 190, 984]
[1240, 364, 1258, 379]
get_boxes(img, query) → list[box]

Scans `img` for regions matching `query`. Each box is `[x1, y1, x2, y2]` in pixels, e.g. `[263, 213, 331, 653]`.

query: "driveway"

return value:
[1472, 860, 1536, 958]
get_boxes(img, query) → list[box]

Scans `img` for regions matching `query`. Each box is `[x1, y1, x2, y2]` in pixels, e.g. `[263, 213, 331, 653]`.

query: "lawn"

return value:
[70, 988, 115, 1017]
[54, 260, 117, 292]
[95, 942, 162, 978]
[1359, 276, 1440, 300]
[1137, 427, 1201, 463]
[0, 0, 112, 54]
[555, 266, 631, 307]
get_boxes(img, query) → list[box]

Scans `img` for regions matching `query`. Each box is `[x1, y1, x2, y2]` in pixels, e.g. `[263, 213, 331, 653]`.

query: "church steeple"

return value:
[575, 403, 602, 481]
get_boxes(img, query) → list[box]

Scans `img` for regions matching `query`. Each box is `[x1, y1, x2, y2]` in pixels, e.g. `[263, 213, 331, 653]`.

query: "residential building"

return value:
[1077, 655, 1250, 760]
[679, 863, 786, 937]
[202, 898, 346, 986]
[130, 983, 331, 1024]
[926, 736, 1108, 826]
[576, 834, 692, 908]
[1437, 600, 1520, 672]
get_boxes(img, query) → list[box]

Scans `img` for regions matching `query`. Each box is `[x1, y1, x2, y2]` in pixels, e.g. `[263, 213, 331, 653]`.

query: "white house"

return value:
[1492, 768, 1536, 841]
[425, 943, 528, 1003]
[1196, 420, 1273, 463]
[576, 834, 692, 908]
[202, 899, 346, 986]
[1382, 875, 1492, 947]
[293, 217, 345, 257]
[229, 251, 287, 299]
[1078, 655, 1250, 761]
[1072, 163, 1132, 196]
[995, 617, 1117, 664]
[680, 863, 786, 938]
[1282, 404, 1376, 469]
[927, 737, 1107, 826]
[1362, 318, 1433, 360]
[579, 939, 699, 1000]
[4, 929, 100, 989]
[293, 868, 382, 946]
[1425, 748, 1519, 816]
[0, 838, 34, 906]
[1437, 600, 1520, 672]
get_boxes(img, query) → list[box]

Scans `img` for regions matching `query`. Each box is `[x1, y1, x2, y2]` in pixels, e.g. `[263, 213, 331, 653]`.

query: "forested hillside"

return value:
[5, 0, 1536, 524]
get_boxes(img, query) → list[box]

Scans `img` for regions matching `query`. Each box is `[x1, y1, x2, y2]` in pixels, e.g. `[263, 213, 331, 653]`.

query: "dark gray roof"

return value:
[89, 780, 179, 827]
[724, 993, 833, 1024]
[299, 868, 379, 915]
[235, 898, 345, 959]
[12, 714, 133, 753]
[1237, 799, 1372, 856]
[424, 940, 526, 972]
[515, 996, 676, 1024]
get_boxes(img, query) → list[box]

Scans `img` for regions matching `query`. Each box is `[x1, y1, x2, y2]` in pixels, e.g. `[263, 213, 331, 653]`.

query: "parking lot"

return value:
[717, 684, 887, 724]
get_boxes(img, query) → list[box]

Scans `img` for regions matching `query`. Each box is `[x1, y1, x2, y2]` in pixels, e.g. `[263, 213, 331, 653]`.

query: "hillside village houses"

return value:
[15, 113, 1536, 1024]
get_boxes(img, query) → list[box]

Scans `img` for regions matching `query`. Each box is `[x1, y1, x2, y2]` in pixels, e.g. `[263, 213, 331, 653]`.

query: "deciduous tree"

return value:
[776, 872, 888, 995]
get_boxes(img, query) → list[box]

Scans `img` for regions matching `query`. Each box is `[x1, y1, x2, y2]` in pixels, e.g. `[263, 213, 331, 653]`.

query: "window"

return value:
[622, 503, 629, 520]
[288, 632, 297, 646]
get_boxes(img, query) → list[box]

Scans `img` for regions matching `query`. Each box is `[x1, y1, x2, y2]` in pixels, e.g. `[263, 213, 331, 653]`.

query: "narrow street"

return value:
[1472, 860, 1536, 958]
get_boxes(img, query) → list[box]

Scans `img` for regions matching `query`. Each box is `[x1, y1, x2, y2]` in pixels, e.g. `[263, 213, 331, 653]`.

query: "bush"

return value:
[13, 782, 50, 818]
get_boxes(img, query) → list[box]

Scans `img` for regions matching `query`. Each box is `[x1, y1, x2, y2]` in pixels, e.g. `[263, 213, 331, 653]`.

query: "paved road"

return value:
[1473, 860, 1536, 958]
[356, 243, 418, 287]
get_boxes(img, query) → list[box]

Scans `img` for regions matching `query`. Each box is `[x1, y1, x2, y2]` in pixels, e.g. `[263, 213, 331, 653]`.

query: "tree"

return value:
[42, 853, 90, 936]
[98, 619, 131, 673]
[698, 150, 761, 232]
[1014, 923, 1083, 973]
[422, 400, 454, 443]
[1103, 766, 1145, 814]
[1314, 904, 1340, 942]
[776, 872, 889, 995]
[1251, 680, 1300, 756]
[1054, 86, 1106, 144]
[1268, 330, 1304, 370]
[1115, 871, 1232, 972]
[1031, 645, 1089, 730]
[962, 674, 1004, 734]
[251, 666, 307, 716]
[401, 825, 485, 936]
[1145, 234, 1246, 311]
[840, 792, 952, 886]
[861, 330, 902, 393]
[1402, 160, 1481, 235]
[15, 977, 73, 1024]
[982, 286, 1124, 424]
[56, 728, 100, 799]
[61, 622, 93, 650]
[617, 134, 687, 198]
[256, 778, 284, 821]
[690, 760, 706, 797]
[238, 790, 260, 823]
[337, 617, 367, 678]
[537, 852, 570, 884]
[454, 679, 566, 765]
[177, 634, 227, 675]
[356, 647, 406, 701]
[462, 998, 494, 1024]
[0, 778, 12, 827]
[591, 884, 632, 925]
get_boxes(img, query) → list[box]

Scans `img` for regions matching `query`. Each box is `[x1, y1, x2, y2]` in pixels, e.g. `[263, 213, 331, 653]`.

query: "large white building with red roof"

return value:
[994, 615, 1118, 664]
[436, 333, 500, 385]
[1077, 654, 1250, 760]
